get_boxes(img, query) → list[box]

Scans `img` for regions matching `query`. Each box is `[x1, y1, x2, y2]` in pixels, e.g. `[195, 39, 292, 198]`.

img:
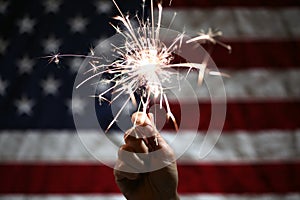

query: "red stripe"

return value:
[161, 100, 300, 131]
[0, 162, 299, 194]
[163, 0, 300, 8]
[0, 163, 116, 194]
[207, 41, 300, 69]
[178, 162, 300, 194]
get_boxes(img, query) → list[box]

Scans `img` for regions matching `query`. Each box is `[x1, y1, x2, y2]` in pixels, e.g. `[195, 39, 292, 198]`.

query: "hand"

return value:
[114, 112, 180, 200]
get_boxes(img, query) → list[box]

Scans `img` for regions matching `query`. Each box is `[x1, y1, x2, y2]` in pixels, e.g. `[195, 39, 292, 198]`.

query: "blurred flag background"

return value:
[0, 0, 300, 199]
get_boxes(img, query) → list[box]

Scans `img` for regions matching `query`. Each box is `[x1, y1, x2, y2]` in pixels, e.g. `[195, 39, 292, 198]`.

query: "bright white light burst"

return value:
[47, 0, 231, 132]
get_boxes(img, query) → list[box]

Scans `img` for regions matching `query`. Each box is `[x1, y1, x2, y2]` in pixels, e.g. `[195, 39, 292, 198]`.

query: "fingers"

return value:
[124, 129, 149, 153]
[129, 112, 157, 139]
[131, 112, 154, 127]
[115, 144, 148, 177]
[116, 112, 176, 171]
[130, 112, 176, 162]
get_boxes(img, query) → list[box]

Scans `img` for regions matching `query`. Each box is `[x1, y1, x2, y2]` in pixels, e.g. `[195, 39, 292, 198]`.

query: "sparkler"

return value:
[46, 0, 230, 133]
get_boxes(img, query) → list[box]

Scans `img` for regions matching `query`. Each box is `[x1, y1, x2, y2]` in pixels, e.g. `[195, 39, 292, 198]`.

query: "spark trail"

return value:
[48, 0, 231, 132]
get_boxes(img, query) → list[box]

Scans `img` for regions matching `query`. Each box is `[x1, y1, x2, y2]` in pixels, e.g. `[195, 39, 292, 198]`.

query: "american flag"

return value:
[0, 0, 300, 199]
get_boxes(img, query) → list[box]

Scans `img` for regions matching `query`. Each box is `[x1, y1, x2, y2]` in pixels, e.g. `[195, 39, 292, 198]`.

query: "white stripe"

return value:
[160, 8, 300, 39]
[169, 69, 300, 101]
[1, 194, 300, 200]
[1, 130, 299, 163]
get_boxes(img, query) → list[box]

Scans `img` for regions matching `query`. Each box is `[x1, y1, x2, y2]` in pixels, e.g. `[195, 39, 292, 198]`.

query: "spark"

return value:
[43, 53, 100, 65]
[47, 0, 230, 133]
[186, 28, 232, 52]
[44, 53, 60, 64]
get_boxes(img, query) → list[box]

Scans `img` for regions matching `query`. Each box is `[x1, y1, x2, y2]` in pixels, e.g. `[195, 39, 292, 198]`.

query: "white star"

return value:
[67, 96, 86, 115]
[15, 96, 35, 116]
[68, 16, 88, 33]
[42, 35, 61, 53]
[68, 57, 84, 73]
[0, 77, 8, 96]
[0, 1, 9, 14]
[41, 75, 61, 95]
[43, 0, 62, 13]
[17, 55, 35, 74]
[17, 16, 36, 34]
[0, 37, 8, 54]
[94, 0, 112, 14]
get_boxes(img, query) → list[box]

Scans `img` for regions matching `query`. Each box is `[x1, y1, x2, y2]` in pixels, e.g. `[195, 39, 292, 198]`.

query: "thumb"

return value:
[130, 112, 157, 138]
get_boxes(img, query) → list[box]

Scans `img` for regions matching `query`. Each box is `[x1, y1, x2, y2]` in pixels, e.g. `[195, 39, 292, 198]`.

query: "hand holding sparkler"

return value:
[114, 112, 179, 200]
